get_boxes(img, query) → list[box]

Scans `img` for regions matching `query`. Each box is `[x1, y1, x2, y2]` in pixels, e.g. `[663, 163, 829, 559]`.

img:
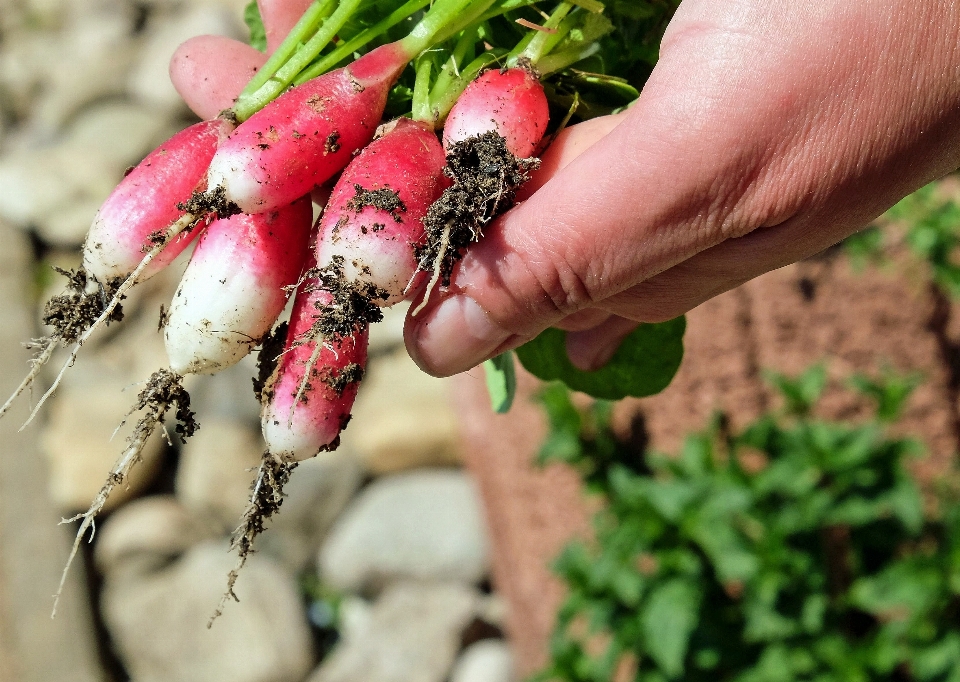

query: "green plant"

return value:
[846, 182, 960, 298]
[537, 367, 960, 682]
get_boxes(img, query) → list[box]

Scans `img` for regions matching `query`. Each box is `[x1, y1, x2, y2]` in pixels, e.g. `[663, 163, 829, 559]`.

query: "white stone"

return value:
[176, 418, 264, 531]
[450, 641, 516, 682]
[256, 451, 364, 572]
[101, 541, 315, 682]
[308, 581, 480, 682]
[128, 4, 244, 113]
[34, 197, 105, 247]
[343, 348, 462, 473]
[319, 470, 490, 592]
[95, 496, 212, 575]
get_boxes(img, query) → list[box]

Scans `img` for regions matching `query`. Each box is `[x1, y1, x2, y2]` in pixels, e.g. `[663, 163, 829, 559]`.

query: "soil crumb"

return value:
[346, 184, 406, 222]
[177, 185, 241, 221]
[324, 362, 364, 395]
[306, 257, 386, 341]
[42, 267, 123, 344]
[254, 322, 289, 404]
[419, 131, 538, 286]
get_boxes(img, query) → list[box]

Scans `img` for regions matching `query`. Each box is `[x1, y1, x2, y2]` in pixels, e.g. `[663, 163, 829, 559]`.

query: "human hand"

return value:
[404, 0, 960, 376]
[171, 1, 960, 378]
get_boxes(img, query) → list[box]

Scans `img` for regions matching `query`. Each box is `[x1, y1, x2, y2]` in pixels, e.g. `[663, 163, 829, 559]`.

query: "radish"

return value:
[83, 119, 232, 284]
[314, 117, 451, 305]
[165, 196, 313, 375]
[206, 0, 498, 215]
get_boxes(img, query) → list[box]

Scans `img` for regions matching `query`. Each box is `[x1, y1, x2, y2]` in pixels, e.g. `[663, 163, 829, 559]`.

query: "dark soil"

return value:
[305, 257, 387, 341]
[42, 267, 123, 345]
[418, 131, 538, 286]
[253, 321, 289, 404]
[134, 368, 197, 443]
[176, 185, 241, 221]
[324, 362, 364, 396]
[346, 184, 406, 222]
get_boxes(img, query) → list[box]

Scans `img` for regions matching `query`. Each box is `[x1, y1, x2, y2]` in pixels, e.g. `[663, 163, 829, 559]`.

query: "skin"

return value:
[171, 0, 960, 377]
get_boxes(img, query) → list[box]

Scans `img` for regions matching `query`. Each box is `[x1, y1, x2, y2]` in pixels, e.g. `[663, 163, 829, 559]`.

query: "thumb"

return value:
[402, 93, 735, 376]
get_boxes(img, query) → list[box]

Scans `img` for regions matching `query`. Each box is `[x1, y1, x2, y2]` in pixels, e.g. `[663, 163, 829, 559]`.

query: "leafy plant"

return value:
[537, 367, 960, 682]
[846, 182, 960, 298]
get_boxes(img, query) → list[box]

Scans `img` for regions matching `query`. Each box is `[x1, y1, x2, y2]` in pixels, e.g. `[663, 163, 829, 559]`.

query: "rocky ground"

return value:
[0, 2, 514, 681]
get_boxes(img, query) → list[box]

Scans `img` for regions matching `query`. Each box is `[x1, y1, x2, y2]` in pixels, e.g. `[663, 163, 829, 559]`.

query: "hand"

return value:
[404, 0, 960, 376]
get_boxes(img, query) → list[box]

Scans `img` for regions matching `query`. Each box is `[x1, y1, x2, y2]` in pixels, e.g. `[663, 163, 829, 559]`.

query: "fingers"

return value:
[565, 316, 639, 372]
[170, 36, 267, 119]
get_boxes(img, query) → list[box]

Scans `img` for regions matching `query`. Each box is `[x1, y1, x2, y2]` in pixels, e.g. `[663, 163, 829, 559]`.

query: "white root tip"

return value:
[0, 341, 56, 422]
[411, 222, 452, 318]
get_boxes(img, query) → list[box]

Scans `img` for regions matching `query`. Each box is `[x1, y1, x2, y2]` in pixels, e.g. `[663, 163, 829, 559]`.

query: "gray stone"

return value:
[256, 451, 365, 572]
[367, 302, 409, 356]
[319, 470, 490, 592]
[128, 4, 243, 113]
[450, 641, 515, 682]
[102, 541, 315, 682]
[95, 496, 212, 576]
[342, 349, 462, 473]
[308, 581, 480, 682]
[176, 418, 265, 531]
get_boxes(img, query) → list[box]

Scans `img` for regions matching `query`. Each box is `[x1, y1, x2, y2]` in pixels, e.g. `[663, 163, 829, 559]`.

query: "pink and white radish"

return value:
[260, 287, 369, 461]
[83, 119, 233, 283]
[442, 65, 550, 157]
[165, 196, 313, 375]
[314, 117, 450, 304]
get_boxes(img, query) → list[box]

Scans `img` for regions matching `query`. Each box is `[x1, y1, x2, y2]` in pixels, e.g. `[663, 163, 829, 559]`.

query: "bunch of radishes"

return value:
[2, 0, 619, 614]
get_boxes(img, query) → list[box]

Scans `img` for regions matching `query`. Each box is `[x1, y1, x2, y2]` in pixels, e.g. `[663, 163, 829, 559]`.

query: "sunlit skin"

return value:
[172, 0, 960, 376]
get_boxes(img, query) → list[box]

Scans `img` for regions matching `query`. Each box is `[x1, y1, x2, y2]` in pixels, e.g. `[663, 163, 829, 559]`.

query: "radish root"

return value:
[209, 452, 298, 627]
[52, 369, 196, 618]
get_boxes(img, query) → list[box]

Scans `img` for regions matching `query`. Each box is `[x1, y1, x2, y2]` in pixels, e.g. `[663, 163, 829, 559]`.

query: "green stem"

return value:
[293, 0, 432, 85]
[510, 1, 574, 65]
[535, 41, 600, 76]
[238, 0, 335, 100]
[430, 49, 502, 122]
[412, 57, 434, 123]
[428, 27, 479, 107]
[233, 0, 365, 120]
[398, 0, 496, 58]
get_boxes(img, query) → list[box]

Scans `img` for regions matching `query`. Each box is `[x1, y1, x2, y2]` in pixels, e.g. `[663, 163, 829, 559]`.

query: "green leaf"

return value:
[483, 352, 517, 413]
[642, 578, 700, 678]
[516, 317, 686, 400]
[244, 0, 267, 52]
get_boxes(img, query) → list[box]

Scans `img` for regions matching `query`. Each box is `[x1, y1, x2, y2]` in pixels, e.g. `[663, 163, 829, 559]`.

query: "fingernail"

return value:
[409, 295, 514, 376]
[567, 333, 622, 372]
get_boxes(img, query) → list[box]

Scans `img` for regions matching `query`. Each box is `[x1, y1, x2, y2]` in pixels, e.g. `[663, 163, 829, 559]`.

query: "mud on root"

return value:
[417, 132, 540, 286]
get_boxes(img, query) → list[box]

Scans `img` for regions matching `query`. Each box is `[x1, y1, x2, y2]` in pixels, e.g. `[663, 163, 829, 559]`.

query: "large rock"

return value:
[308, 581, 480, 682]
[176, 418, 264, 531]
[101, 540, 314, 682]
[342, 349, 461, 473]
[128, 4, 243, 113]
[450, 640, 515, 682]
[319, 470, 490, 592]
[256, 451, 365, 572]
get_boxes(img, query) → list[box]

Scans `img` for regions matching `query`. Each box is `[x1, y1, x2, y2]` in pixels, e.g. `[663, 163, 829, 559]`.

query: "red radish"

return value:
[314, 117, 450, 305]
[83, 119, 232, 284]
[442, 66, 550, 158]
[165, 196, 313, 376]
[206, 43, 410, 215]
[260, 288, 369, 461]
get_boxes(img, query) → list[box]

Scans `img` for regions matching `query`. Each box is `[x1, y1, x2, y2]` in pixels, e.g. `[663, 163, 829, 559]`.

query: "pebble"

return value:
[101, 540, 315, 682]
[319, 470, 490, 592]
[129, 4, 243, 113]
[343, 348, 462, 473]
[175, 418, 264, 531]
[450, 641, 515, 682]
[308, 581, 480, 682]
